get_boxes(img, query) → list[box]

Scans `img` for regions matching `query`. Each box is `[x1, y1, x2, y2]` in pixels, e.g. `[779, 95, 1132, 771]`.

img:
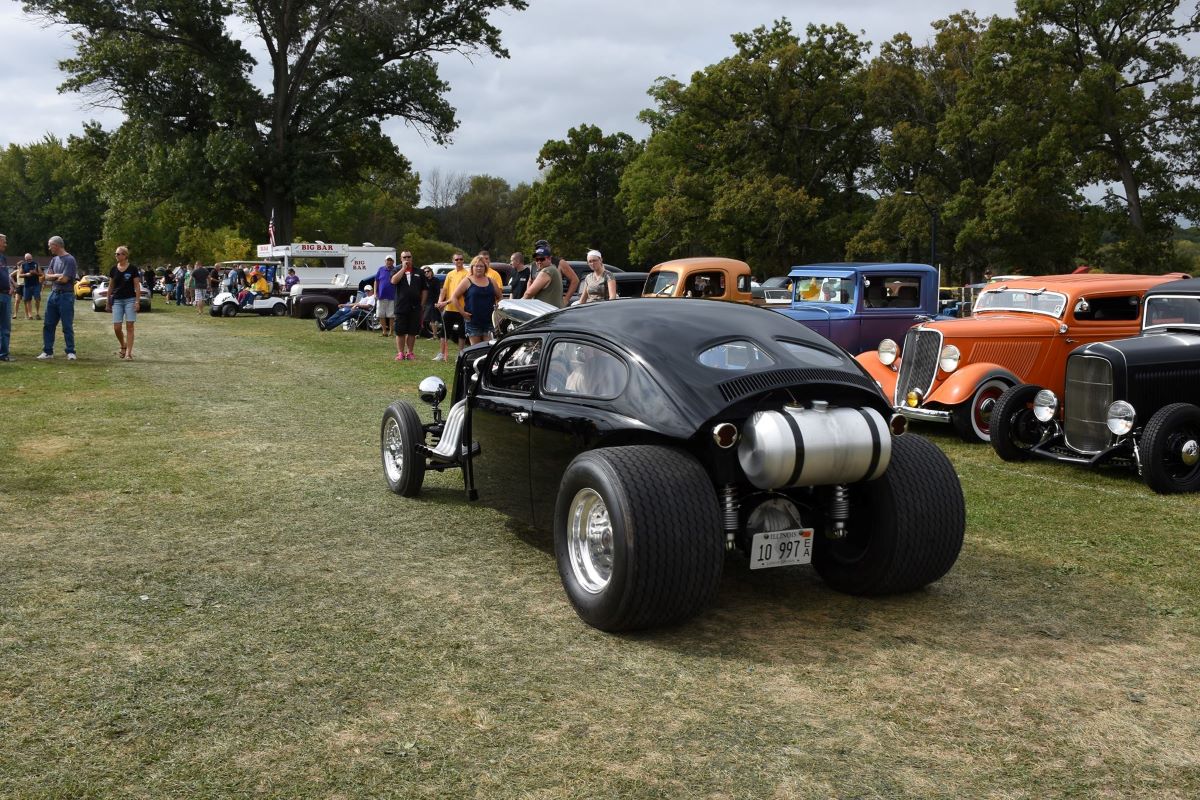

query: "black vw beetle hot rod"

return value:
[381, 299, 965, 631]
[990, 278, 1200, 493]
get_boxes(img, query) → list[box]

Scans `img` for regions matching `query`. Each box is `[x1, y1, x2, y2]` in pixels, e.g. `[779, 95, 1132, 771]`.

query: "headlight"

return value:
[878, 339, 898, 366]
[1106, 401, 1136, 435]
[939, 344, 961, 373]
[905, 389, 923, 408]
[1033, 389, 1058, 422]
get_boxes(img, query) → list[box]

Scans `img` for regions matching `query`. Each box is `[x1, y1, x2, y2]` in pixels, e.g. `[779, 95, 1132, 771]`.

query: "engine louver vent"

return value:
[718, 368, 878, 404]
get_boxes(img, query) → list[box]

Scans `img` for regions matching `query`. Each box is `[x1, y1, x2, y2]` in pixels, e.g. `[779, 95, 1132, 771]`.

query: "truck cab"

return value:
[641, 257, 754, 303]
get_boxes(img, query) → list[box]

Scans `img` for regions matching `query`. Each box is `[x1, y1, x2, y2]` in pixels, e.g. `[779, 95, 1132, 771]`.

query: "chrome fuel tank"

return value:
[737, 402, 891, 490]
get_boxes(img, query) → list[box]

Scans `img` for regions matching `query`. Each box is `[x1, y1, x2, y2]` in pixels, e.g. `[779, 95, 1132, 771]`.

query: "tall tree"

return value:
[1016, 0, 1200, 269]
[517, 124, 639, 264]
[618, 20, 875, 272]
[23, 0, 527, 244]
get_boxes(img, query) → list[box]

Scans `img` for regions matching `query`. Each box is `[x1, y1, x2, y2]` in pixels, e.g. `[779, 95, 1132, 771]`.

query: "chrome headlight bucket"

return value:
[878, 338, 898, 366]
[418, 376, 447, 405]
[1033, 389, 1058, 423]
[1106, 401, 1136, 436]
[938, 344, 961, 373]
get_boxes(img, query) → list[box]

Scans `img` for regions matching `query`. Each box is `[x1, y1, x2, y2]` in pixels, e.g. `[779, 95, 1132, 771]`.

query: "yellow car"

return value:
[74, 275, 107, 299]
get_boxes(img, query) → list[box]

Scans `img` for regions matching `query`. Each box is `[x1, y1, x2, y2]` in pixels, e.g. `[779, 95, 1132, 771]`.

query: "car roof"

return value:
[508, 298, 880, 420]
[985, 273, 1189, 296]
[1144, 278, 1198, 297]
[788, 262, 936, 276]
[650, 256, 750, 273]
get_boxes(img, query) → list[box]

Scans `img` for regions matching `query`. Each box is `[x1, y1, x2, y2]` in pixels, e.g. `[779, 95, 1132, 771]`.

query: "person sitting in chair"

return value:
[317, 285, 376, 331]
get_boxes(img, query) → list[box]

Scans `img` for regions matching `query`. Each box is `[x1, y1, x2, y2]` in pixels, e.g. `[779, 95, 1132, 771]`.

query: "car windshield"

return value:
[644, 271, 678, 296]
[1144, 295, 1200, 329]
[792, 275, 854, 305]
[973, 288, 1067, 318]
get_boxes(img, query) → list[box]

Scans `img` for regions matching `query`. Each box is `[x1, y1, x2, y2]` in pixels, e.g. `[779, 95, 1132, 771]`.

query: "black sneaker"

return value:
[0, 355, 12, 362]
[316, 318, 326, 331]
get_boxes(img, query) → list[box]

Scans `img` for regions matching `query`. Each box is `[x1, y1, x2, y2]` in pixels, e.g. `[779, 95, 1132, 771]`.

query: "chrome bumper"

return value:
[895, 405, 952, 423]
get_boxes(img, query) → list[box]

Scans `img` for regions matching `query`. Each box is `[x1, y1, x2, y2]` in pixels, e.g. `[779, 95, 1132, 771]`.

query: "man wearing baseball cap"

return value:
[523, 242, 564, 307]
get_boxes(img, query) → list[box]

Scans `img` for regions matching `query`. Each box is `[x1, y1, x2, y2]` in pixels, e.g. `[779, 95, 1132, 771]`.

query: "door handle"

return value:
[511, 411, 530, 424]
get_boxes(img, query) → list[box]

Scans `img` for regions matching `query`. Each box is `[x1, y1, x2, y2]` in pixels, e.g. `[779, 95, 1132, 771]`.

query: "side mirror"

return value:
[1074, 298, 1090, 314]
[418, 376, 447, 406]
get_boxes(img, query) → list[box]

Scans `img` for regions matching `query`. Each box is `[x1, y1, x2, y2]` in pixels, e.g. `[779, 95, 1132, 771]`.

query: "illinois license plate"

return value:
[749, 528, 814, 570]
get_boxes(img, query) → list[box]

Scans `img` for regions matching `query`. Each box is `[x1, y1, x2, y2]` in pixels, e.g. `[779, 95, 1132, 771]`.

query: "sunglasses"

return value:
[534, 256, 549, 262]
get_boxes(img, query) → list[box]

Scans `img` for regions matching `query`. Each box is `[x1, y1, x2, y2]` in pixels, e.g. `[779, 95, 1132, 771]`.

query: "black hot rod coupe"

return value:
[381, 299, 965, 631]
[990, 277, 1200, 493]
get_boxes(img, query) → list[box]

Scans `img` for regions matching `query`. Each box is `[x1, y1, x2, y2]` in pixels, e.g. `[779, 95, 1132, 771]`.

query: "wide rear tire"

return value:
[990, 384, 1045, 462]
[381, 402, 426, 497]
[1141, 403, 1200, 494]
[554, 446, 724, 632]
[813, 434, 965, 595]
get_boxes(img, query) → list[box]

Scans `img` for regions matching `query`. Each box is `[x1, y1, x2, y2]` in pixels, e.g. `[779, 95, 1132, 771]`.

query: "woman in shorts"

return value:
[450, 256, 502, 344]
[106, 246, 141, 359]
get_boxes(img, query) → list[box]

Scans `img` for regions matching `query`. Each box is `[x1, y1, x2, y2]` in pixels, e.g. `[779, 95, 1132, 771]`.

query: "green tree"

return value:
[618, 20, 875, 272]
[23, 0, 527, 244]
[0, 135, 105, 271]
[850, 13, 1085, 281]
[1015, 0, 1200, 271]
[517, 125, 639, 263]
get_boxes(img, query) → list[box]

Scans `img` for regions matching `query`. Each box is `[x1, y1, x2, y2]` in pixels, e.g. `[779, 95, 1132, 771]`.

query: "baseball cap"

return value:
[533, 244, 551, 259]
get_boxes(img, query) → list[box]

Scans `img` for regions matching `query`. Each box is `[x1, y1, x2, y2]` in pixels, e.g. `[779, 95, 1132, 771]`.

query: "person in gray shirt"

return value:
[38, 235, 79, 360]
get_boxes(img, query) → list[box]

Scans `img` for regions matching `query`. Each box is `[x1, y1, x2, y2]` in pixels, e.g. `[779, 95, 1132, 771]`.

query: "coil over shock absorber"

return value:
[721, 484, 739, 550]
[828, 484, 849, 539]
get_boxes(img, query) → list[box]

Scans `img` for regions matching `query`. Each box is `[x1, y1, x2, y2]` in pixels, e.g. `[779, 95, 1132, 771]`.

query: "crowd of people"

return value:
[340, 239, 616, 364]
[0, 233, 616, 365]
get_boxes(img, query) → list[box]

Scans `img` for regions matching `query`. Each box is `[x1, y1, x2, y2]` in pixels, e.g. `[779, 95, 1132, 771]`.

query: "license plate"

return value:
[749, 528, 814, 570]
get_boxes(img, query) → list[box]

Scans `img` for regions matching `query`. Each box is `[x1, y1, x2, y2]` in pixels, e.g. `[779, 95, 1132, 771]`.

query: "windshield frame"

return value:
[1142, 294, 1200, 331]
[973, 287, 1068, 319]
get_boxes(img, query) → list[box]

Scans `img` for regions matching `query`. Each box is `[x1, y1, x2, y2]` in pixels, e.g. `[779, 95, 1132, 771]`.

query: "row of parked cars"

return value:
[375, 257, 1200, 633]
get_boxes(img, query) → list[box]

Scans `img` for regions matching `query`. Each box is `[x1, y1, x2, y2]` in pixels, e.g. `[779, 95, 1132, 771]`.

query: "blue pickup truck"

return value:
[771, 262, 940, 354]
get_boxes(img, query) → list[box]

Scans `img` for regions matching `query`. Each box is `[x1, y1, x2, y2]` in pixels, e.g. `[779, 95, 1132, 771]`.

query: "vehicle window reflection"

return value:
[698, 340, 776, 370]
[485, 339, 542, 394]
[543, 342, 628, 399]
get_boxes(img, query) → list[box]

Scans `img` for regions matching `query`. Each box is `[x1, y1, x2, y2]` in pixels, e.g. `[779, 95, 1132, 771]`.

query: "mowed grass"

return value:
[1, 298, 1198, 799]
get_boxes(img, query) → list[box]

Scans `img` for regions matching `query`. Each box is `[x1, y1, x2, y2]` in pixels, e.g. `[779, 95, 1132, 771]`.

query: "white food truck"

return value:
[256, 242, 396, 288]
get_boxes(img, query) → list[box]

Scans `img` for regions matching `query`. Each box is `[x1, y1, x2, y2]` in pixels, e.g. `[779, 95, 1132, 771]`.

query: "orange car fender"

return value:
[925, 363, 1021, 406]
[854, 352, 899, 398]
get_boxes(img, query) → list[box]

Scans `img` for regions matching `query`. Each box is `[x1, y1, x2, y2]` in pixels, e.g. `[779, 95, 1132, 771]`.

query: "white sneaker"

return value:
[432, 353, 446, 361]
[67, 353, 77, 361]
[36, 352, 52, 360]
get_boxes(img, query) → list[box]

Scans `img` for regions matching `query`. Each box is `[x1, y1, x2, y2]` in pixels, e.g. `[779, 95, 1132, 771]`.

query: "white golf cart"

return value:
[209, 260, 287, 317]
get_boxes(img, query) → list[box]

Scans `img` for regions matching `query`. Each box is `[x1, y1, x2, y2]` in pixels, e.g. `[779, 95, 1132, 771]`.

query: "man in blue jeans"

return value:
[0, 233, 11, 361]
[38, 235, 79, 361]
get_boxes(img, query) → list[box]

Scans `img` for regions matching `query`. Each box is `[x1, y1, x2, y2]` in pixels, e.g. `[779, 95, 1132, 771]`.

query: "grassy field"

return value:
[1, 298, 1198, 799]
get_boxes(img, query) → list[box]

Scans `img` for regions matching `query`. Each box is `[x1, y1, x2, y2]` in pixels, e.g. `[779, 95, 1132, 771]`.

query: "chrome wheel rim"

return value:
[382, 417, 405, 482]
[568, 488, 614, 594]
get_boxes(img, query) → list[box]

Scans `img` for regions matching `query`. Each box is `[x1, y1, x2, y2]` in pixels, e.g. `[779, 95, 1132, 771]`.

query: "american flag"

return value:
[268, 209, 276, 248]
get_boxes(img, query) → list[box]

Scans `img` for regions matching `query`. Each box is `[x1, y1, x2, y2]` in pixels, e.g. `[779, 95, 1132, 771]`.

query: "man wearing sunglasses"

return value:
[523, 243, 564, 307]
[433, 253, 469, 360]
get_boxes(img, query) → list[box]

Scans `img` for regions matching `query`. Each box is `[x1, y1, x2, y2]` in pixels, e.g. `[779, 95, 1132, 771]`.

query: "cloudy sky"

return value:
[2, 0, 1017, 201]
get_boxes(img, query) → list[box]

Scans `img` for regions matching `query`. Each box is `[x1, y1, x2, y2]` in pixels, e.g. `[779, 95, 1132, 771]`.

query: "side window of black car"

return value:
[485, 339, 542, 394]
[543, 341, 628, 399]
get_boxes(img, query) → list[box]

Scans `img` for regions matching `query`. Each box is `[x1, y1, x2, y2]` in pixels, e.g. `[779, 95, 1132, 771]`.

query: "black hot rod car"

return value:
[381, 299, 965, 631]
[990, 278, 1200, 493]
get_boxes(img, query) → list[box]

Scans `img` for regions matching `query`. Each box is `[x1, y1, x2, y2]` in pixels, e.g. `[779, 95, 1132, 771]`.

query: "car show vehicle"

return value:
[856, 273, 1189, 443]
[74, 275, 106, 299]
[771, 263, 941, 354]
[380, 299, 965, 632]
[92, 281, 151, 313]
[989, 278, 1200, 493]
[642, 257, 755, 303]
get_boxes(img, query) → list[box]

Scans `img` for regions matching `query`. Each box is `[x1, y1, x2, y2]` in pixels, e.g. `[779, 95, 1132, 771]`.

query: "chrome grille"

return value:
[894, 328, 942, 406]
[1063, 355, 1113, 454]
